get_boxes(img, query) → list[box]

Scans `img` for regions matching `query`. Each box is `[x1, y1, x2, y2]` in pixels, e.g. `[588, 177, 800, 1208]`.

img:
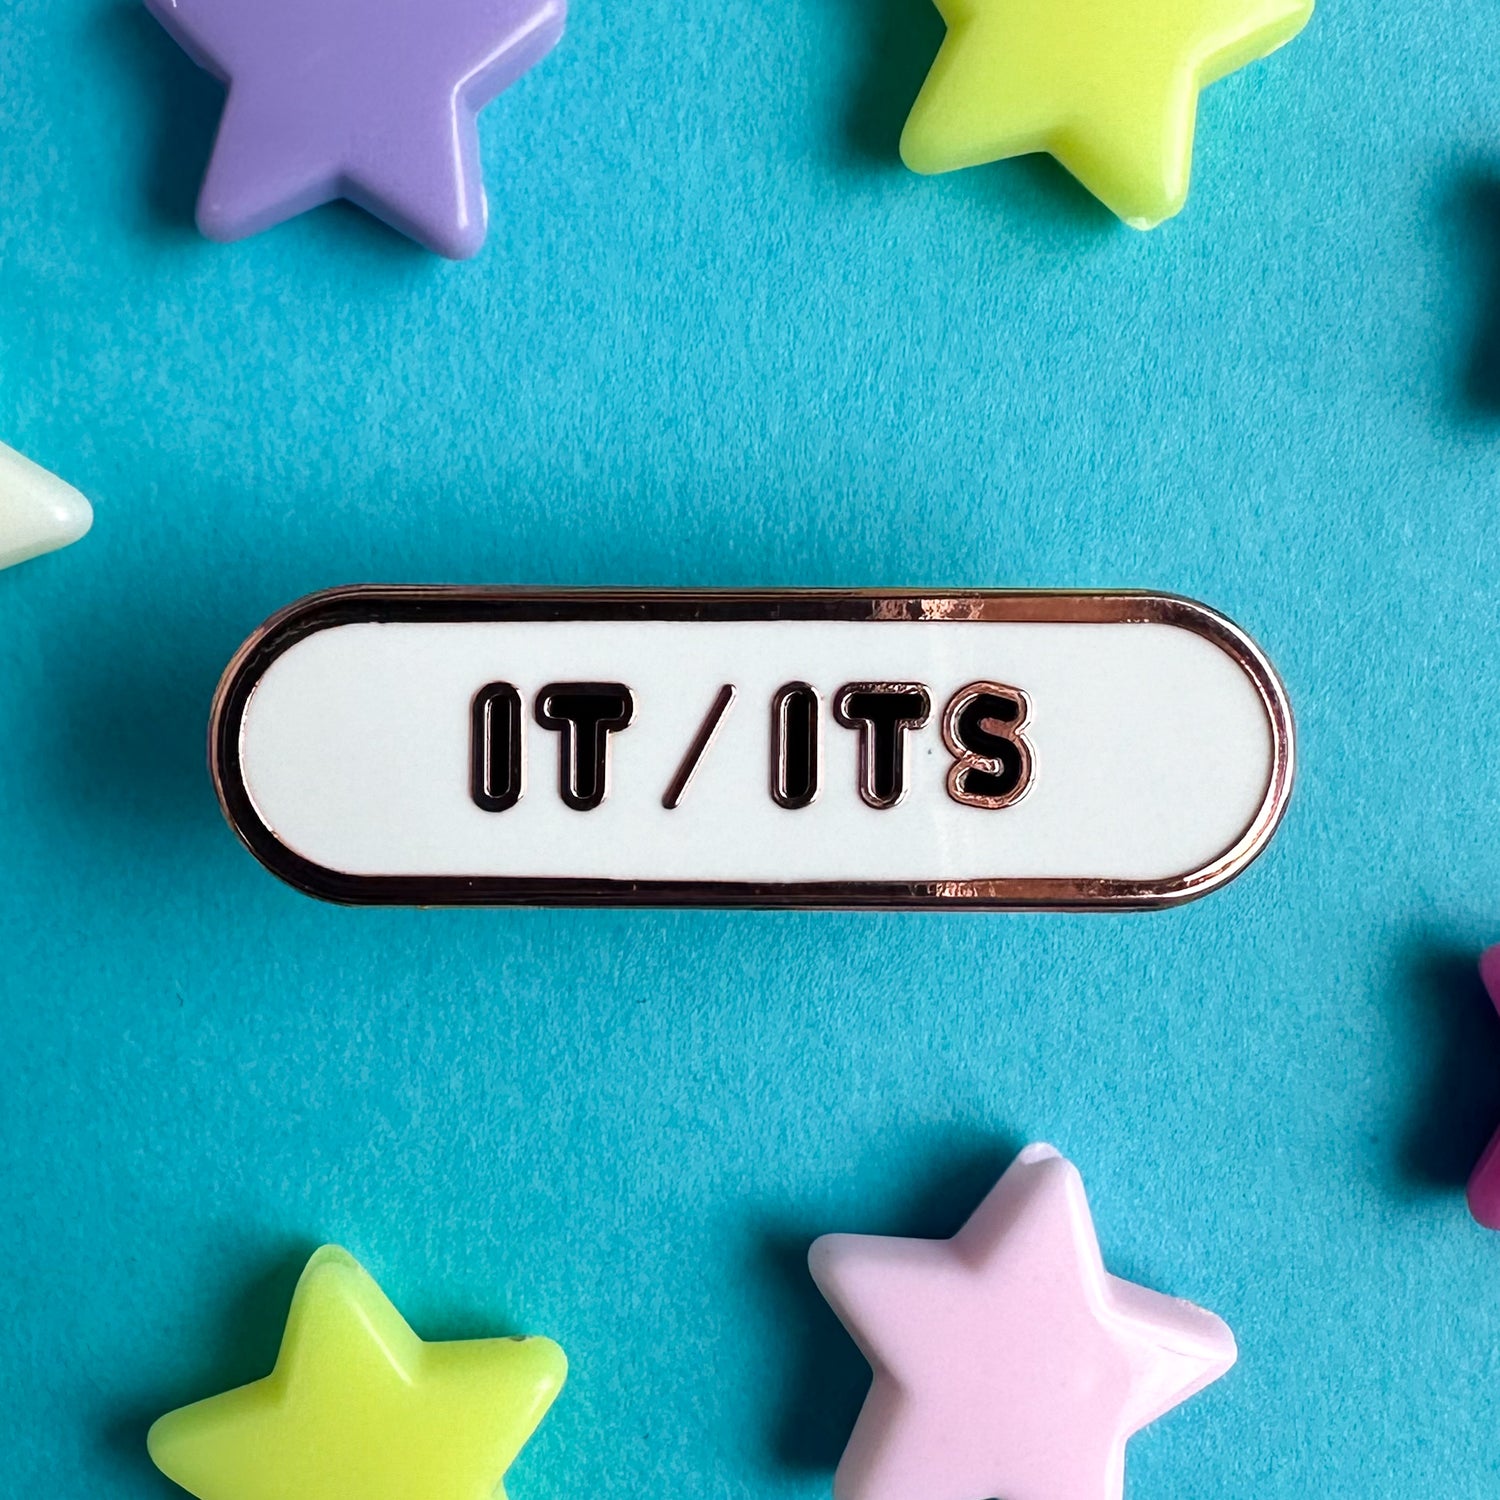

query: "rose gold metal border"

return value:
[209, 587, 1296, 911]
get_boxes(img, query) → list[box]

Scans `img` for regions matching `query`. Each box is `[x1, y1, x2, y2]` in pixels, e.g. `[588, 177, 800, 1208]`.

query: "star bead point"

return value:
[148, 1245, 566, 1500]
[0, 441, 92, 571]
[809, 1143, 1236, 1500]
[900, 0, 1313, 226]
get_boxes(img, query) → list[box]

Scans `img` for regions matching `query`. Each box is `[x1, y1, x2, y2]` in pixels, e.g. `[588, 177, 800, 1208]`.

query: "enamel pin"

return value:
[210, 588, 1294, 908]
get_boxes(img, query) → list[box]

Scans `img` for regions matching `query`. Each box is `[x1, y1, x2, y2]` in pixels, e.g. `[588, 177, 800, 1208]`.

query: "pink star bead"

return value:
[1467, 947, 1500, 1230]
[808, 1144, 1238, 1500]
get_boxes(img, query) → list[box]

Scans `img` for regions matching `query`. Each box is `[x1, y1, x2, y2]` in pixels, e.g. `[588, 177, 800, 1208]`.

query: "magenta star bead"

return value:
[143, 0, 565, 258]
[1467, 947, 1500, 1229]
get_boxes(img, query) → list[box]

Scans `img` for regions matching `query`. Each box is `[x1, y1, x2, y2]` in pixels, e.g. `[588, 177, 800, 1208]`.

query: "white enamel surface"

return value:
[236, 616, 1278, 886]
[0, 441, 92, 571]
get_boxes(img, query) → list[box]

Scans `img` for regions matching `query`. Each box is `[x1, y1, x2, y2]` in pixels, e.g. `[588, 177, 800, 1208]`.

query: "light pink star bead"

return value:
[809, 1143, 1237, 1500]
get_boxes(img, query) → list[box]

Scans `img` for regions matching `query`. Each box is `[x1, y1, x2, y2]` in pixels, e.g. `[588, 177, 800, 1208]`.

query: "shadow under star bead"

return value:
[900, 0, 1313, 228]
[147, 1245, 566, 1500]
[141, 0, 566, 259]
[808, 1143, 1237, 1500]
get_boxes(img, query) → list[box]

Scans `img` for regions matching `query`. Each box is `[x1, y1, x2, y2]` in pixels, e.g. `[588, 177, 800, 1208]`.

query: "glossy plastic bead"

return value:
[0, 441, 92, 571]
[143, 0, 566, 258]
[809, 1144, 1237, 1500]
[148, 1246, 566, 1500]
[1468, 947, 1500, 1229]
[901, 0, 1313, 227]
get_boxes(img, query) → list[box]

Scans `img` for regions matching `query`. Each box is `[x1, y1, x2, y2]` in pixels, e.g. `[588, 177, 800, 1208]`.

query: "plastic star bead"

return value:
[809, 1144, 1237, 1500]
[1468, 946, 1500, 1229]
[143, 0, 566, 258]
[0, 441, 92, 571]
[901, 0, 1313, 227]
[148, 1245, 566, 1500]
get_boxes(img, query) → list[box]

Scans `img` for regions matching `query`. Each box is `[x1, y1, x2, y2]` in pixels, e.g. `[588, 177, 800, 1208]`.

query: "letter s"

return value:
[941, 681, 1034, 809]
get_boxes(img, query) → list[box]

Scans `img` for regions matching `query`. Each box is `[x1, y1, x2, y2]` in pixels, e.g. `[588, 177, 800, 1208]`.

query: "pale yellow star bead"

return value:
[0, 441, 91, 571]
[148, 1246, 566, 1500]
[901, 0, 1313, 227]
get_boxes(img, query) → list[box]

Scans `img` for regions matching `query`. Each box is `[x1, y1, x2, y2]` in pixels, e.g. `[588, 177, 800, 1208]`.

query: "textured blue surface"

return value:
[3, 0, 1500, 1495]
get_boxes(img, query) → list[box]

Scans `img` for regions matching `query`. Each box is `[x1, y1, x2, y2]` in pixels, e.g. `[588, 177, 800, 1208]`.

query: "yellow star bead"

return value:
[900, 0, 1313, 227]
[148, 1246, 566, 1500]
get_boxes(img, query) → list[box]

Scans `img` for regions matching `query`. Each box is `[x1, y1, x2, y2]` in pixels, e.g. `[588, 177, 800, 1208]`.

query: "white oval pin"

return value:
[210, 588, 1294, 909]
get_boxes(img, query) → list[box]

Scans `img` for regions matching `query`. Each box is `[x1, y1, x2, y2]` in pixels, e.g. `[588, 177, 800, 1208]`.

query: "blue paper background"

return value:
[3, 0, 1500, 1493]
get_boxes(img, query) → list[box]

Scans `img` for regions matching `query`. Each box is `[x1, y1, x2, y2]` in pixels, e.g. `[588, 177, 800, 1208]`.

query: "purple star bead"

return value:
[143, 0, 565, 258]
